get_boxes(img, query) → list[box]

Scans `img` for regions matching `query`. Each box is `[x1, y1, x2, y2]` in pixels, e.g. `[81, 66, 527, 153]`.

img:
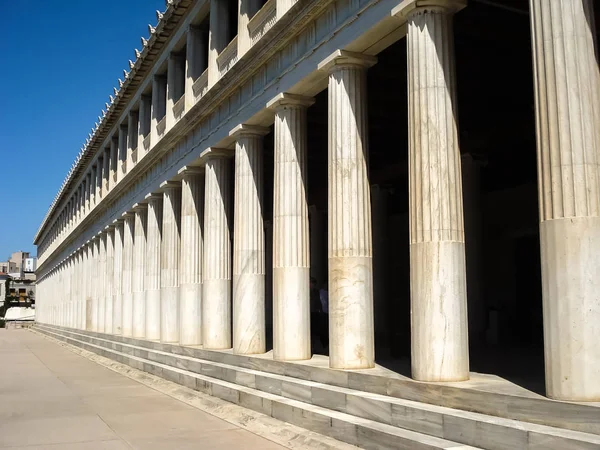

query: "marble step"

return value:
[35, 325, 480, 450]
[38, 324, 600, 436]
[35, 325, 600, 450]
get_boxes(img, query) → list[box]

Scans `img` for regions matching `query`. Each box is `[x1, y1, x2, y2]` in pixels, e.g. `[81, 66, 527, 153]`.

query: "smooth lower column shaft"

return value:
[145, 194, 163, 340]
[318, 50, 376, 369]
[133, 204, 148, 338]
[231, 126, 269, 355]
[406, 5, 469, 382]
[530, 0, 600, 401]
[179, 169, 204, 346]
[268, 94, 314, 361]
[161, 183, 181, 343]
[202, 154, 232, 349]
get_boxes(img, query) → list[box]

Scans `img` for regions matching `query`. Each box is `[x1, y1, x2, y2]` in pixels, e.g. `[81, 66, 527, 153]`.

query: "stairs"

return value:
[34, 324, 600, 450]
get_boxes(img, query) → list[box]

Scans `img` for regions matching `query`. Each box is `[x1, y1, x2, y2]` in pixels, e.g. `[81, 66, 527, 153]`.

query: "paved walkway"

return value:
[0, 330, 285, 449]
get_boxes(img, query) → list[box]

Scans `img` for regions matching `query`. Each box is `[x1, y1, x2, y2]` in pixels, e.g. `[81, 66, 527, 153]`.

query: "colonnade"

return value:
[37, 0, 600, 401]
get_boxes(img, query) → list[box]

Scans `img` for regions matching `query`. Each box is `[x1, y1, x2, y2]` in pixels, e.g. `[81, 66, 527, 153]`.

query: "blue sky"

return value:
[0, 0, 165, 260]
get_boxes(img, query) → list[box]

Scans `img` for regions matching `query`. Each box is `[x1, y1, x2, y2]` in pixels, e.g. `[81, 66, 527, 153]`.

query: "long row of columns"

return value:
[37, 0, 600, 401]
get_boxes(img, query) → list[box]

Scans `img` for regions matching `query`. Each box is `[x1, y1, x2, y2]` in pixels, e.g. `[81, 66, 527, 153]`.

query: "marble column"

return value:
[145, 193, 163, 340]
[97, 232, 107, 333]
[202, 152, 232, 349]
[208, 0, 232, 86]
[133, 203, 148, 338]
[179, 167, 204, 346]
[91, 238, 101, 331]
[231, 125, 269, 355]
[105, 225, 115, 334]
[185, 24, 207, 110]
[405, 4, 469, 381]
[530, 0, 600, 401]
[85, 242, 93, 330]
[103, 148, 111, 193]
[167, 53, 184, 129]
[128, 111, 139, 170]
[118, 125, 128, 183]
[161, 182, 182, 343]
[113, 219, 124, 334]
[138, 96, 152, 158]
[238, 0, 263, 56]
[276, 0, 297, 19]
[122, 212, 135, 337]
[318, 50, 376, 369]
[151, 75, 167, 146]
[267, 93, 314, 361]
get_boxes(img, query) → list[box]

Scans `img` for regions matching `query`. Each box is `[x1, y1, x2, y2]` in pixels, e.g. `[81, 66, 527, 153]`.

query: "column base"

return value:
[541, 216, 600, 401]
[233, 273, 265, 355]
[329, 256, 375, 369]
[410, 241, 469, 382]
[273, 267, 310, 361]
[145, 289, 161, 340]
[180, 283, 202, 346]
[202, 279, 232, 350]
[161, 286, 180, 343]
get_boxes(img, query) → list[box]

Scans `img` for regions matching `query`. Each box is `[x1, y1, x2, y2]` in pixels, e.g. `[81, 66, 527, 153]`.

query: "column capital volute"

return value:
[104, 224, 115, 231]
[97, 230, 105, 238]
[391, 0, 466, 18]
[267, 93, 315, 111]
[229, 124, 270, 139]
[318, 50, 377, 74]
[112, 218, 124, 226]
[121, 210, 135, 220]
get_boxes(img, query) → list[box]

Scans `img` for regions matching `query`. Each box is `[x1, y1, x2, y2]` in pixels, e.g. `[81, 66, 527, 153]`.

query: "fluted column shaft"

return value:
[97, 233, 107, 332]
[232, 126, 269, 355]
[122, 213, 135, 337]
[185, 24, 207, 110]
[319, 51, 376, 369]
[407, 6, 469, 382]
[203, 155, 232, 349]
[146, 194, 163, 340]
[161, 183, 182, 343]
[151, 75, 167, 146]
[113, 220, 124, 334]
[180, 169, 204, 345]
[238, 0, 263, 56]
[85, 243, 93, 330]
[530, 0, 600, 401]
[268, 94, 314, 361]
[105, 226, 115, 333]
[133, 205, 148, 338]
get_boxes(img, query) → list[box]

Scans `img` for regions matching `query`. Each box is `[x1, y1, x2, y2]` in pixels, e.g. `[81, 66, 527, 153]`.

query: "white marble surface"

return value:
[268, 93, 314, 361]
[160, 183, 181, 343]
[531, 0, 600, 401]
[319, 50, 376, 369]
[112, 221, 124, 335]
[202, 155, 232, 349]
[406, 6, 469, 382]
[104, 227, 114, 334]
[179, 169, 204, 346]
[97, 233, 107, 332]
[231, 126, 269, 355]
[121, 213, 135, 337]
[132, 205, 147, 338]
[145, 194, 163, 340]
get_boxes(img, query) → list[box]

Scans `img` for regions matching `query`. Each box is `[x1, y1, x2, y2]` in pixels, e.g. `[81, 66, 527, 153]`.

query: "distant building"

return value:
[24, 257, 37, 273]
[0, 261, 17, 274]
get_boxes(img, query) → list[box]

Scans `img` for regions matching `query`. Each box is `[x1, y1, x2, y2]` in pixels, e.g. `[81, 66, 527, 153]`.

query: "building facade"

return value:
[34, 0, 600, 403]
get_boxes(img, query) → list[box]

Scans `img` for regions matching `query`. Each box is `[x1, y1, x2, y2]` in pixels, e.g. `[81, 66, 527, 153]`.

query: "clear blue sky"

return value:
[0, 0, 165, 260]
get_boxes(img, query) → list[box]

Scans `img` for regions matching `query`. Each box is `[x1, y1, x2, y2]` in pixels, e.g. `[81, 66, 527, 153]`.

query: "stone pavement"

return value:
[0, 330, 286, 449]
